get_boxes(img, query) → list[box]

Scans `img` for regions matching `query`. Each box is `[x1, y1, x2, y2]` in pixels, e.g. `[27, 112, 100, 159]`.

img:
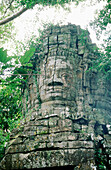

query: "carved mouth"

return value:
[46, 84, 63, 93]
[46, 88, 63, 94]
[46, 91, 63, 95]
[48, 82, 63, 86]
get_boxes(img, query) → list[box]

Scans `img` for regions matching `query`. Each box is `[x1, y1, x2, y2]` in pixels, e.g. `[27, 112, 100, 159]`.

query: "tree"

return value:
[90, 0, 111, 78]
[0, 1, 15, 44]
[0, 0, 85, 47]
[0, 0, 85, 26]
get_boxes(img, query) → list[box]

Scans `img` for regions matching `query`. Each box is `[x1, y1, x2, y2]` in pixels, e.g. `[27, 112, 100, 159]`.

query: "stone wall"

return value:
[0, 24, 111, 170]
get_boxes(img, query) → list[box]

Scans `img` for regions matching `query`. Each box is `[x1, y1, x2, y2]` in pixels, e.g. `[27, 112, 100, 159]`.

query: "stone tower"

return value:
[0, 24, 111, 170]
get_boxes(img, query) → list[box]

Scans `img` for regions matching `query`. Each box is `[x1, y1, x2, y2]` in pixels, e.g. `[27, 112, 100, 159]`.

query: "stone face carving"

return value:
[39, 56, 75, 102]
[39, 55, 76, 118]
[0, 24, 111, 170]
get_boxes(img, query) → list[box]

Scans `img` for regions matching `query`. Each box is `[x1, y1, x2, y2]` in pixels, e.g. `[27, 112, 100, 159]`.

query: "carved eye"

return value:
[62, 74, 67, 79]
[61, 73, 72, 85]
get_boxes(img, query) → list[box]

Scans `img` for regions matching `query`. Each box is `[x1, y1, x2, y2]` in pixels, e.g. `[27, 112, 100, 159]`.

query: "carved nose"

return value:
[47, 76, 63, 86]
[48, 81, 63, 86]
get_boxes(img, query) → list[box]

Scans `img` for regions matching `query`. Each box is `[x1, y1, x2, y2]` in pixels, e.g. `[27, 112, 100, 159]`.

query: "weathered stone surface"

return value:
[0, 24, 111, 170]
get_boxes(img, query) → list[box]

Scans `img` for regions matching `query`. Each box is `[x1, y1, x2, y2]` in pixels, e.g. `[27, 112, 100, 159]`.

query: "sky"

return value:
[3, 0, 106, 55]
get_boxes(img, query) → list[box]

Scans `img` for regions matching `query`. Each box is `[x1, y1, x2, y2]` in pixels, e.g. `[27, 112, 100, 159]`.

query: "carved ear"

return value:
[76, 69, 82, 79]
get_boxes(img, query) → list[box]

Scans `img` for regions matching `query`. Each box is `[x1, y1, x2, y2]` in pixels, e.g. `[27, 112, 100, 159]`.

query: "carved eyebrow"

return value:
[61, 73, 73, 77]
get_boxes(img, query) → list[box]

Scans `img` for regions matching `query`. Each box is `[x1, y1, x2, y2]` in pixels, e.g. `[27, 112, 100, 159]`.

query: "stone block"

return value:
[73, 123, 81, 132]
[49, 132, 68, 142]
[49, 117, 59, 127]
[37, 126, 48, 135]
[9, 137, 23, 146]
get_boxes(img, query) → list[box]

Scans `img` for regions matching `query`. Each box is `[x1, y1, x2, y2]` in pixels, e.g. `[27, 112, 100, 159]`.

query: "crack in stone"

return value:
[4, 147, 95, 156]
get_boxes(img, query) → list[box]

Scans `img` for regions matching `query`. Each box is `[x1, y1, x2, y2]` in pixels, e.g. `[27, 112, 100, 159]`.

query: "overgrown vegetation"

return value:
[0, 77, 22, 160]
[95, 142, 111, 170]
[90, 0, 111, 79]
[0, 47, 36, 160]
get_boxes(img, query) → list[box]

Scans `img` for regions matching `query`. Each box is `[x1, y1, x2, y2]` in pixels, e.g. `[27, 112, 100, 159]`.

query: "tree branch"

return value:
[4, 0, 15, 16]
[0, 7, 28, 26]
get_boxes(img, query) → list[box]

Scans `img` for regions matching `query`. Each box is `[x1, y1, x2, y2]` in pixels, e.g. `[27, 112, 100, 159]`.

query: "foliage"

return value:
[15, 0, 85, 8]
[91, 42, 111, 79]
[0, 0, 85, 26]
[95, 146, 111, 170]
[90, 1, 110, 34]
[0, 46, 36, 161]
[0, 0, 16, 43]
[0, 79, 23, 160]
[0, 129, 10, 161]
[90, 0, 111, 79]
[0, 84, 21, 130]
[0, 48, 12, 64]
[0, 23, 14, 44]
[95, 148, 106, 169]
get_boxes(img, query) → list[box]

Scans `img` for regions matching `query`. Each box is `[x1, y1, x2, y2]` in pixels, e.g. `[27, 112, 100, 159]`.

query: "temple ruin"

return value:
[0, 24, 111, 170]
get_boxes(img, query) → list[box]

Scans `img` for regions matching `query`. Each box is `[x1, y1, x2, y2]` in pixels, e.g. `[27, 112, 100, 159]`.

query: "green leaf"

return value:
[0, 48, 7, 64]
[2, 64, 15, 69]
[0, 48, 12, 64]
[20, 47, 36, 64]
[15, 67, 28, 75]
[15, 59, 19, 64]
[23, 63, 33, 67]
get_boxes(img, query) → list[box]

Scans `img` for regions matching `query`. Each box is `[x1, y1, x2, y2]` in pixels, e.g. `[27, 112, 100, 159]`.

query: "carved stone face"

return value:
[39, 55, 76, 104]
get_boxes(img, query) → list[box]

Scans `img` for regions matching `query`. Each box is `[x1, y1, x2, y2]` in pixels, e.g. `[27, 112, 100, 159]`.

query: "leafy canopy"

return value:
[90, 0, 111, 78]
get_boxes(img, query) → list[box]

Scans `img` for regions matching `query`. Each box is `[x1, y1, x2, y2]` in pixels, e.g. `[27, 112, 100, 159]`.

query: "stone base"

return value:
[0, 149, 95, 170]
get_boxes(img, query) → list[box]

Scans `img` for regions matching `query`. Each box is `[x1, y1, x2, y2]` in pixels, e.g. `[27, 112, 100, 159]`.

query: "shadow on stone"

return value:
[13, 165, 74, 170]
